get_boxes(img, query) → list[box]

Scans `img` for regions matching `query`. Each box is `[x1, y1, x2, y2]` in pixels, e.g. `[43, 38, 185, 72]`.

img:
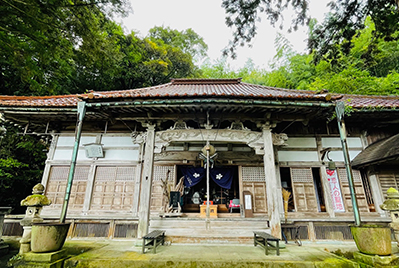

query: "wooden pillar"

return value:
[367, 168, 385, 217]
[262, 124, 281, 238]
[137, 124, 156, 238]
[41, 134, 58, 188]
[307, 221, 316, 242]
[131, 134, 146, 217]
[82, 163, 96, 215]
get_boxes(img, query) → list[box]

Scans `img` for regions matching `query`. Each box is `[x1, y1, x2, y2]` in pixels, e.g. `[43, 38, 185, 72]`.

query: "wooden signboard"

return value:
[169, 191, 180, 209]
[243, 190, 253, 218]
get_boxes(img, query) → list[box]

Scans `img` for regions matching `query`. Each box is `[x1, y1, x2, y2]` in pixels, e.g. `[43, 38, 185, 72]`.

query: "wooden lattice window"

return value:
[90, 166, 136, 211]
[337, 168, 369, 212]
[46, 165, 90, 209]
[378, 170, 399, 200]
[242, 167, 267, 213]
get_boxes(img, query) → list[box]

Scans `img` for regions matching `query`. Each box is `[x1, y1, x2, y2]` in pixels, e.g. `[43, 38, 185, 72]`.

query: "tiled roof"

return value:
[0, 79, 398, 109]
[352, 133, 399, 167]
[83, 79, 334, 101]
[341, 95, 399, 108]
[0, 95, 80, 107]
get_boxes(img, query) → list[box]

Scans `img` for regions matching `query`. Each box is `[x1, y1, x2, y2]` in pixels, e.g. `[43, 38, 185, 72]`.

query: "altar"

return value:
[200, 204, 218, 218]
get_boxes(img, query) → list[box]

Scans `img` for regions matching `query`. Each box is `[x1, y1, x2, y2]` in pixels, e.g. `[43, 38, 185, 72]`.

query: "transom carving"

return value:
[154, 129, 287, 155]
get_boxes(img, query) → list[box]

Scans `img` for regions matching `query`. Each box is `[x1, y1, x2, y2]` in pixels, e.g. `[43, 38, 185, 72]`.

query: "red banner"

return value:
[326, 169, 345, 212]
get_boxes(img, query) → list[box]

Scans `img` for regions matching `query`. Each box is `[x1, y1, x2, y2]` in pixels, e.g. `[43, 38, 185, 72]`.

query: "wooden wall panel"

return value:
[242, 182, 267, 213]
[291, 168, 318, 212]
[90, 166, 136, 211]
[46, 166, 89, 209]
[242, 167, 267, 213]
[337, 168, 369, 212]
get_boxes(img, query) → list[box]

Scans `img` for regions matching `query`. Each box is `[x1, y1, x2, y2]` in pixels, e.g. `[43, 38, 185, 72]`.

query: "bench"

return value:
[253, 231, 280, 256]
[142, 230, 165, 254]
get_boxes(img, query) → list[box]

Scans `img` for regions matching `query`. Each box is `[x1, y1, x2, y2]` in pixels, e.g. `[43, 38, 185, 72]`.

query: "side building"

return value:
[1, 78, 399, 242]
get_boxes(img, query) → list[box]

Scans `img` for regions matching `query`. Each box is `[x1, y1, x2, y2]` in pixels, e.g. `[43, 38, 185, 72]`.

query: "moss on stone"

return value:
[316, 258, 357, 268]
[387, 187, 398, 194]
[351, 225, 391, 255]
[332, 249, 354, 260]
[20, 194, 51, 206]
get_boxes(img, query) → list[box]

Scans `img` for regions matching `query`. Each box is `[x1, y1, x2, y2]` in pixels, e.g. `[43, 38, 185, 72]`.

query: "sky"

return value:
[118, 0, 330, 70]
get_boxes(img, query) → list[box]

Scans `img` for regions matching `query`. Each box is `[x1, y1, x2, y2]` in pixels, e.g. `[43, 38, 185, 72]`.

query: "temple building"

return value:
[1, 78, 399, 242]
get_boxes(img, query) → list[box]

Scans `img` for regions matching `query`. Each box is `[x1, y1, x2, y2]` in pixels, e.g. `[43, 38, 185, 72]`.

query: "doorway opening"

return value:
[177, 165, 239, 213]
[280, 167, 296, 212]
[312, 167, 326, 212]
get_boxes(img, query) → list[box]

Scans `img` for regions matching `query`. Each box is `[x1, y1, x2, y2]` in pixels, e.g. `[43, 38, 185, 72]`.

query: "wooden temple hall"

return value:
[1, 78, 399, 242]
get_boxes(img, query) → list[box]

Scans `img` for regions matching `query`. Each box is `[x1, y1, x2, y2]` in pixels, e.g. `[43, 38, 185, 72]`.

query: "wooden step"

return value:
[149, 217, 270, 243]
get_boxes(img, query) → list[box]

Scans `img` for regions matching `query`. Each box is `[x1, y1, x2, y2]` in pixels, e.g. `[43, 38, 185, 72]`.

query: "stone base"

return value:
[12, 249, 68, 268]
[354, 251, 399, 267]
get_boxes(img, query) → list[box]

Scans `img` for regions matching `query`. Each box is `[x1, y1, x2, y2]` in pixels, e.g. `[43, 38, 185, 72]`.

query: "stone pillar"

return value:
[137, 124, 156, 238]
[0, 207, 11, 255]
[262, 124, 281, 238]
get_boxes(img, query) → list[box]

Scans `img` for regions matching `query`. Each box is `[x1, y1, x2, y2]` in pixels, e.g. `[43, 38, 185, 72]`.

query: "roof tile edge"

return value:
[170, 78, 242, 85]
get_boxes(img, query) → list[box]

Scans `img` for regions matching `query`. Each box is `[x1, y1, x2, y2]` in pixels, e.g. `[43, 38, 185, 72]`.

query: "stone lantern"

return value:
[380, 187, 399, 245]
[19, 183, 51, 254]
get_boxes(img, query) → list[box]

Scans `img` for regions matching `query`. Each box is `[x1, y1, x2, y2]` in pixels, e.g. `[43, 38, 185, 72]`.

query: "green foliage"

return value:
[148, 26, 208, 63]
[0, 0, 130, 96]
[222, 0, 399, 60]
[200, 18, 399, 96]
[0, 0, 205, 94]
[309, 0, 399, 63]
[0, 122, 47, 213]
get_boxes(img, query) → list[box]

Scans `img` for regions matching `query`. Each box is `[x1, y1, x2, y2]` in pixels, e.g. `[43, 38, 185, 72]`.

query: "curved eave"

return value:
[84, 97, 336, 108]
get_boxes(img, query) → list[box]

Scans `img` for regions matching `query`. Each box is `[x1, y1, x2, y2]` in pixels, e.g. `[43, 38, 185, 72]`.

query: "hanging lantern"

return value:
[328, 160, 336, 170]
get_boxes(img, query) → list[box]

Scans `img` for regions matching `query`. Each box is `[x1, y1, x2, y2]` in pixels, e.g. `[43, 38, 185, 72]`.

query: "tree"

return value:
[222, 0, 399, 60]
[199, 18, 399, 96]
[260, 18, 399, 95]
[70, 21, 127, 93]
[148, 26, 208, 63]
[109, 26, 205, 90]
[0, 121, 47, 213]
[0, 0, 130, 96]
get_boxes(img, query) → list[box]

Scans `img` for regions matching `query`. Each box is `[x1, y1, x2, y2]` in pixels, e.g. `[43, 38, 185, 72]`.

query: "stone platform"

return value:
[4, 239, 399, 267]
[62, 240, 358, 268]
[11, 249, 68, 268]
[354, 251, 399, 267]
